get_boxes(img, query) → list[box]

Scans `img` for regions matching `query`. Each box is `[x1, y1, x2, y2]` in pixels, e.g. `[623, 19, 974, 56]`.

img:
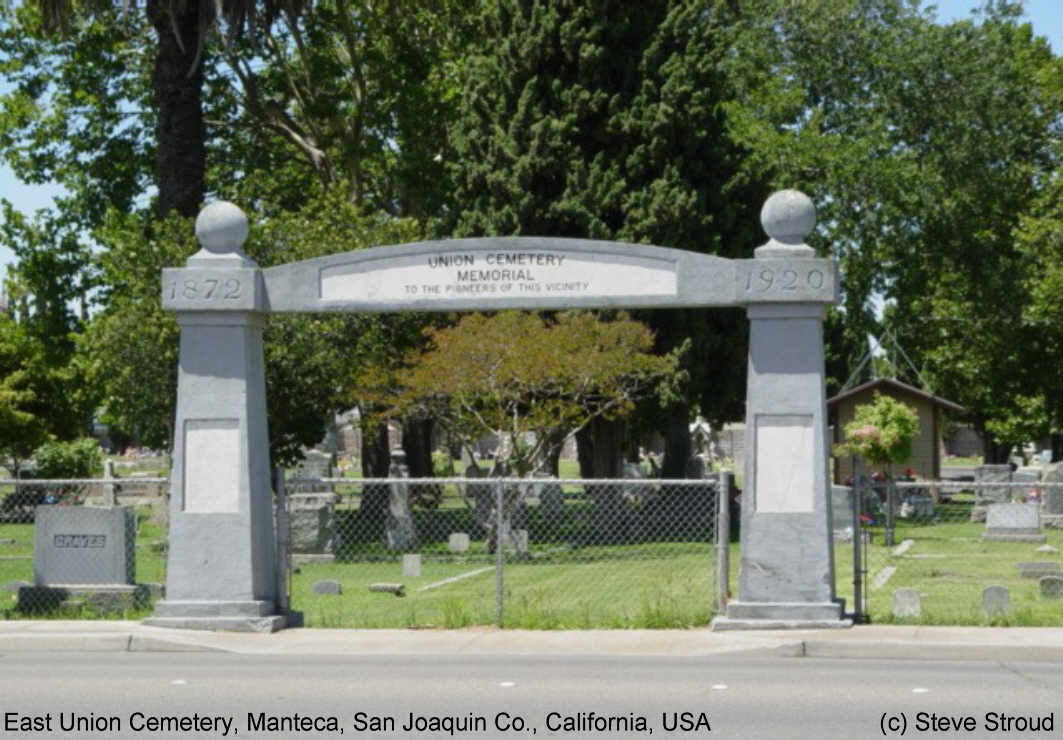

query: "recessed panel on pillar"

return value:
[754, 414, 815, 514]
[183, 418, 241, 514]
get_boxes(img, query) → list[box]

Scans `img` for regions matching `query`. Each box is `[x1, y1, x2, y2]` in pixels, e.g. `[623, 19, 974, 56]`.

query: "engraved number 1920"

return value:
[167, 279, 242, 301]
[745, 268, 825, 292]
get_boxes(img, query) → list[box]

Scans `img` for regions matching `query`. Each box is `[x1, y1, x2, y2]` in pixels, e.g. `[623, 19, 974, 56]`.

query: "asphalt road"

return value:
[0, 653, 1059, 739]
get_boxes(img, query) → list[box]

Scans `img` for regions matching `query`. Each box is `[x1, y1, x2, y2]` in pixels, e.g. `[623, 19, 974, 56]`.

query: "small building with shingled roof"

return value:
[828, 377, 965, 483]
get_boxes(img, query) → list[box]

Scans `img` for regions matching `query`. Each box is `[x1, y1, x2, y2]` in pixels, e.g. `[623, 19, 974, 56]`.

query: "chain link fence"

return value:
[279, 475, 725, 629]
[833, 476, 1063, 625]
[0, 478, 168, 617]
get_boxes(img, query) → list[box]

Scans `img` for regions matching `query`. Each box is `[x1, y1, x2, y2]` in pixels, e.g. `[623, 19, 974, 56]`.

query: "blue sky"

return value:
[1, 1, 1061, 273]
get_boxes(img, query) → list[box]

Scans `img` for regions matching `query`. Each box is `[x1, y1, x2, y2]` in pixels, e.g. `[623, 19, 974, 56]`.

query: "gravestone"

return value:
[291, 449, 334, 493]
[534, 474, 565, 522]
[974, 464, 1012, 504]
[402, 553, 421, 577]
[288, 492, 337, 563]
[312, 579, 341, 595]
[899, 495, 933, 519]
[447, 532, 470, 553]
[386, 449, 418, 551]
[1017, 562, 1062, 579]
[831, 485, 853, 541]
[102, 460, 117, 507]
[1013, 466, 1041, 488]
[34, 506, 135, 586]
[24, 506, 142, 611]
[892, 588, 921, 618]
[984, 502, 1045, 543]
[1039, 575, 1063, 599]
[1042, 463, 1063, 529]
[982, 585, 1010, 617]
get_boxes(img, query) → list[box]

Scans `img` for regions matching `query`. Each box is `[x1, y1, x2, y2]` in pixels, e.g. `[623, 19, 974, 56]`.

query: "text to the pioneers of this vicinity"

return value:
[1, 709, 714, 736]
[316, 249, 681, 304]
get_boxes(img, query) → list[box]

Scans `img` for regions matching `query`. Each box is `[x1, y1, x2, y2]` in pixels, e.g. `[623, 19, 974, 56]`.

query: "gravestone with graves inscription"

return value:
[23, 506, 145, 611]
[34, 506, 135, 586]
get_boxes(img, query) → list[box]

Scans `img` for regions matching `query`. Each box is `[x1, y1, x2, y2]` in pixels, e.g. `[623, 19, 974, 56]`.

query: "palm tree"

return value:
[39, 0, 288, 218]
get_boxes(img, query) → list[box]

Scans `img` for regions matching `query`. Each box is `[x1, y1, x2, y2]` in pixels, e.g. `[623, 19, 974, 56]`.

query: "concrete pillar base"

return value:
[144, 599, 285, 632]
[710, 601, 852, 631]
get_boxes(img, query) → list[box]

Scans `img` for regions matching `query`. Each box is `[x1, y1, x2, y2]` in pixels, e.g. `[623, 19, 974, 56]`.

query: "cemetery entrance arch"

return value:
[145, 190, 851, 632]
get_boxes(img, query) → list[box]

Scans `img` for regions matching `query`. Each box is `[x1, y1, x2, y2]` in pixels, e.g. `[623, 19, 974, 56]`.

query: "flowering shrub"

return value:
[834, 392, 919, 469]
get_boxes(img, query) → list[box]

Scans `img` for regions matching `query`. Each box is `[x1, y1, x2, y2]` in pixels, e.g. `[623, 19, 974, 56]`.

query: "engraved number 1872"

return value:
[167, 279, 241, 300]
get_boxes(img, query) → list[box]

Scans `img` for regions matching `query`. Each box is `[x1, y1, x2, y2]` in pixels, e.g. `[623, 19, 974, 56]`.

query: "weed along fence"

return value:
[278, 476, 725, 629]
[831, 479, 1063, 625]
[0, 477, 168, 617]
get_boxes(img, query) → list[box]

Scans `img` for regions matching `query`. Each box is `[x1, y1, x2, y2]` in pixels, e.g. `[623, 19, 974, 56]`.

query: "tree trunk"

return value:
[576, 426, 594, 479]
[661, 402, 692, 479]
[1051, 433, 1062, 464]
[401, 417, 434, 476]
[578, 417, 627, 543]
[359, 420, 391, 527]
[979, 421, 1012, 464]
[147, 0, 206, 218]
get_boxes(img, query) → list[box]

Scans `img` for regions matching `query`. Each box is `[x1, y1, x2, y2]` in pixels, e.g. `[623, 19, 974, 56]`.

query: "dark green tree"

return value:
[726, 0, 1063, 461]
[448, 0, 768, 476]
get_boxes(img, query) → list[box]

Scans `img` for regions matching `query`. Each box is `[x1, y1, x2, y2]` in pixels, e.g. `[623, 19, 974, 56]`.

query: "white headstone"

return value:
[448, 532, 470, 553]
[892, 588, 921, 618]
[982, 585, 1010, 616]
[402, 553, 421, 577]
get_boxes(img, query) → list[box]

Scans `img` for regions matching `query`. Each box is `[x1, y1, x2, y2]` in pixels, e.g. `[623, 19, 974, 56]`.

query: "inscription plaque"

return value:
[54, 534, 106, 548]
[754, 414, 815, 513]
[184, 419, 241, 513]
[319, 249, 678, 304]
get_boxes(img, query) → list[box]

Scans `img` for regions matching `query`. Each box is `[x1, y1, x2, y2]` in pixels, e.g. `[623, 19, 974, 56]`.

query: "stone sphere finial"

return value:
[195, 201, 249, 254]
[760, 189, 815, 245]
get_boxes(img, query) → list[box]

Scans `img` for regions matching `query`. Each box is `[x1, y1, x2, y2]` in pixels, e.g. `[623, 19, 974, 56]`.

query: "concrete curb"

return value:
[800, 640, 1063, 663]
[0, 624, 1062, 661]
[0, 633, 223, 653]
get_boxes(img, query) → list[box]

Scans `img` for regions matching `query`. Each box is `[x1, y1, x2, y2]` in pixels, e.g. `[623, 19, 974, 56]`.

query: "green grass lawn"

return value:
[292, 543, 715, 629]
[831, 501, 1063, 626]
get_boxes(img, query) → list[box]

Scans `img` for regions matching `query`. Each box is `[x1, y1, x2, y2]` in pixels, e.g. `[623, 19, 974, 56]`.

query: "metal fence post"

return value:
[716, 471, 731, 613]
[273, 467, 290, 618]
[885, 473, 896, 548]
[495, 478, 504, 627]
[851, 456, 863, 623]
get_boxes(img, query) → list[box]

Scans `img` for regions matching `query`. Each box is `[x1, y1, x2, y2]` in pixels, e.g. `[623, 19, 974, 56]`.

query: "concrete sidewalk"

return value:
[0, 621, 1062, 662]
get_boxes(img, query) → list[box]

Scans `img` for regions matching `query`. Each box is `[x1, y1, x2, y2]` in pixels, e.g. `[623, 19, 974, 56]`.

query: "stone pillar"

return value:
[713, 190, 850, 630]
[145, 202, 284, 632]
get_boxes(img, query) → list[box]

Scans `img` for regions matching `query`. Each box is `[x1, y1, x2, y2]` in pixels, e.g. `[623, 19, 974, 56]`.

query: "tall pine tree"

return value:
[448, 0, 768, 475]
